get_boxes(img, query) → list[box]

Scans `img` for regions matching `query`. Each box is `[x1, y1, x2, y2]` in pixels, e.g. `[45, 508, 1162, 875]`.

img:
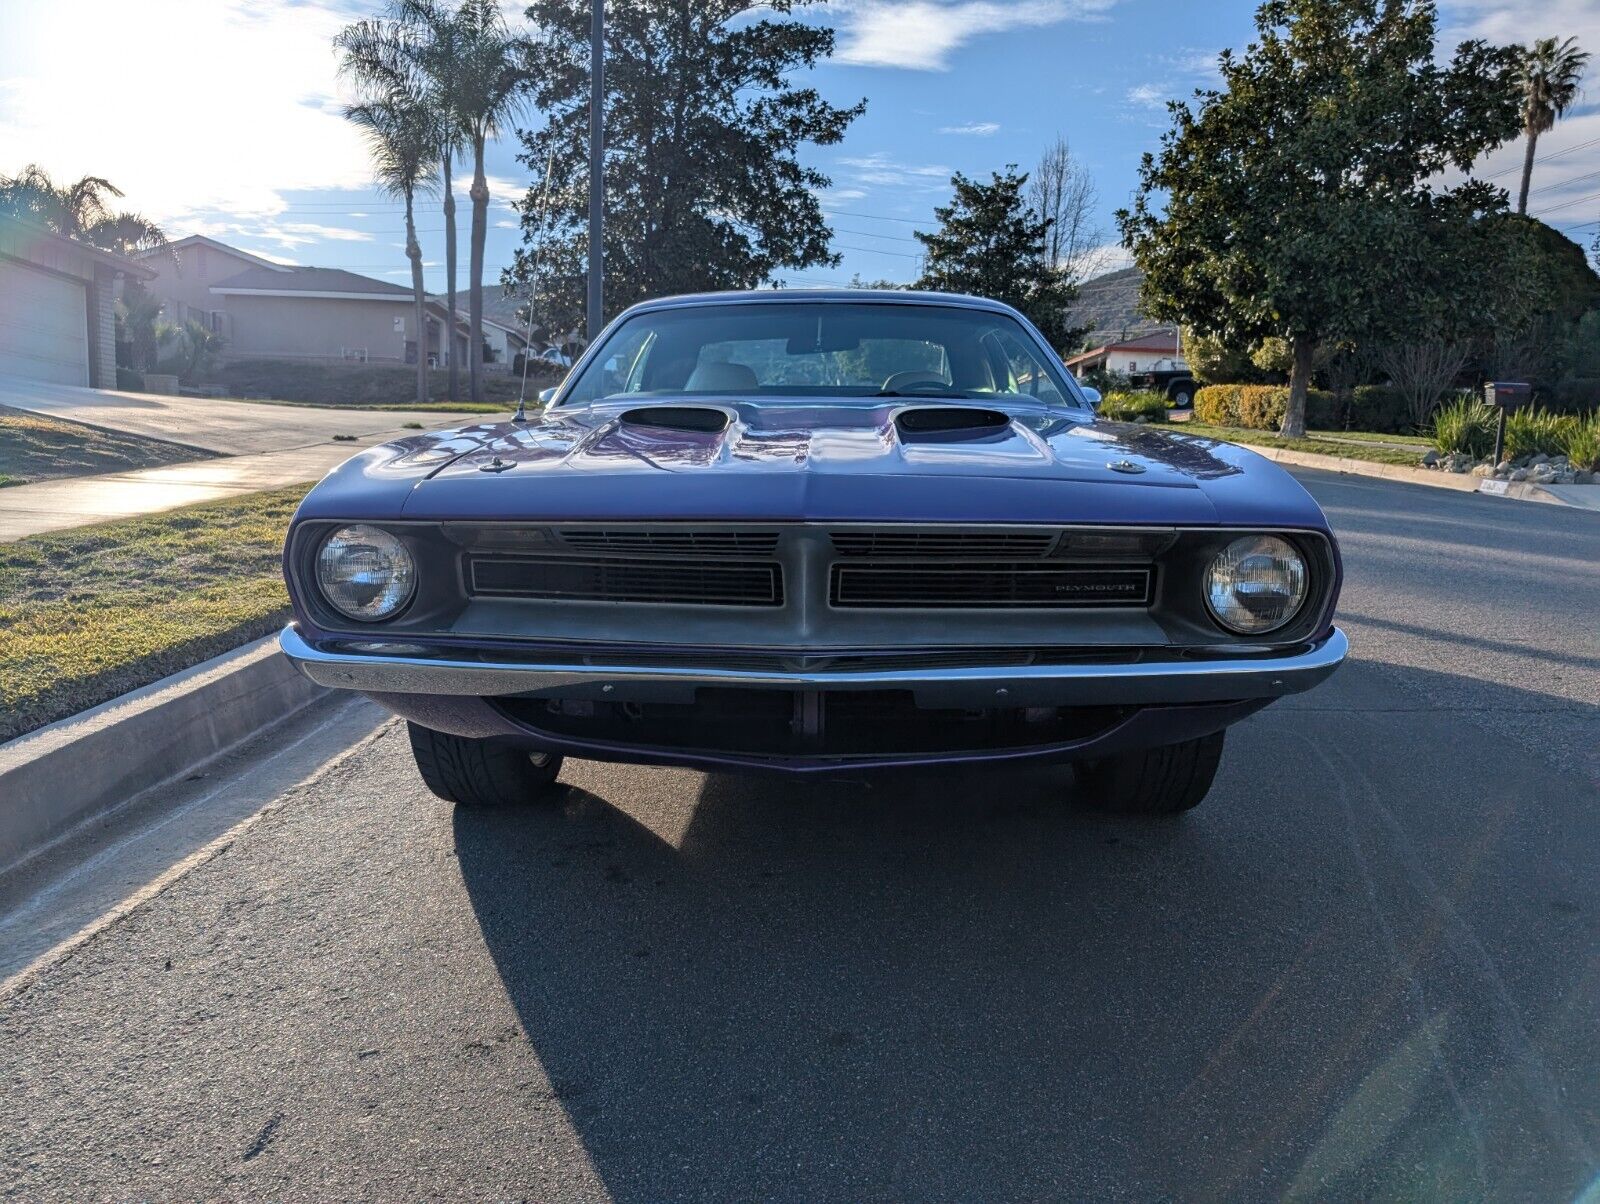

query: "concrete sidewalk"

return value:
[0, 443, 362, 540]
[0, 374, 502, 455]
[0, 374, 509, 541]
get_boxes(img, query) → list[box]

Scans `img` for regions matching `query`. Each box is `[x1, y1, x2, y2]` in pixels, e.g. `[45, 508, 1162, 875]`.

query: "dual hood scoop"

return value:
[619, 405, 731, 433]
[894, 406, 1012, 436]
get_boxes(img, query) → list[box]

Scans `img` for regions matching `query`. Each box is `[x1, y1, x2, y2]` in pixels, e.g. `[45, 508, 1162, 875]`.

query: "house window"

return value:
[1127, 361, 1137, 371]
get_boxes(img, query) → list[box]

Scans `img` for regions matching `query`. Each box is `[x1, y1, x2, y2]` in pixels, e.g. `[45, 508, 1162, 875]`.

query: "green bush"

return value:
[200, 359, 561, 407]
[1098, 390, 1169, 422]
[115, 367, 144, 391]
[1430, 397, 1497, 458]
[1345, 385, 1413, 434]
[1503, 406, 1570, 460]
[1192, 384, 1336, 431]
[1558, 412, 1600, 471]
[1551, 377, 1600, 414]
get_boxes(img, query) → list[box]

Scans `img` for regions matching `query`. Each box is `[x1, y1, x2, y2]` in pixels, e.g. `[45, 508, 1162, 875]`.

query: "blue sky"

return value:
[3, 0, 1597, 297]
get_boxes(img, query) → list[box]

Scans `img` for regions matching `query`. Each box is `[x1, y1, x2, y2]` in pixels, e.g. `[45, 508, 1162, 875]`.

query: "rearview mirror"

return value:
[539, 387, 559, 405]
[1079, 386, 1102, 409]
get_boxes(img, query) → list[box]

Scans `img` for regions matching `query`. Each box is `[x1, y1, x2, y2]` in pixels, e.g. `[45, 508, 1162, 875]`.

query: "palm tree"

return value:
[1515, 37, 1590, 215]
[0, 165, 167, 253]
[426, 0, 526, 403]
[338, 4, 472, 401]
[342, 84, 440, 406]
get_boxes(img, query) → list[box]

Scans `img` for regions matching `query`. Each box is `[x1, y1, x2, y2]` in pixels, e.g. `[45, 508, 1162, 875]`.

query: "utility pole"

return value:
[587, 0, 604, 344]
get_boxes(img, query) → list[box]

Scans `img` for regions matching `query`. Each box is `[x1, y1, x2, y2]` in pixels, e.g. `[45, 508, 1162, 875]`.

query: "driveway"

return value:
[0, 374, 504, 456]
[2, 470, 1597, 1200]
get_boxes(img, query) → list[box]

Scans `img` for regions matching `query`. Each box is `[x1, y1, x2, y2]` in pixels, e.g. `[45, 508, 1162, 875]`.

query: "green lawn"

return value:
[0, 484, 309, 744]
[1179, 422, 1424, 467]
[0, 405, 214, 487]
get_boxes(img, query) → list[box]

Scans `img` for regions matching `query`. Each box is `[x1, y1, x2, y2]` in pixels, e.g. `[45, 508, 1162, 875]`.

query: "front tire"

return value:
[407, 722, 563, 807]
[1074, 731, 1225, 816]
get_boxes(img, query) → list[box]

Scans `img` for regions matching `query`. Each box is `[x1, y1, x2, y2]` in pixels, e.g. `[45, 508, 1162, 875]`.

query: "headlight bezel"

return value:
[314, 524, 418, 624]
[1203, 534, 1311, 636]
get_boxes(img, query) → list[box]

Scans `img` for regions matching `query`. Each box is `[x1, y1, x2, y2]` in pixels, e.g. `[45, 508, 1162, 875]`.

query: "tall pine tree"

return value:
[506, 0, 864, 338]
[915, 168, 1079, 350]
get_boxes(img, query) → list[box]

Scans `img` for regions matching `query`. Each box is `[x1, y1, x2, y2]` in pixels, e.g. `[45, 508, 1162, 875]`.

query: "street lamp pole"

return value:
[586, 0, 604, 344]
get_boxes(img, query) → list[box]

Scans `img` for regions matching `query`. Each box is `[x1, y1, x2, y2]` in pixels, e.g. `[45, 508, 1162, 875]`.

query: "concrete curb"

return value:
[1239, 444, 1596, 508]
[0, 636, 325, 878]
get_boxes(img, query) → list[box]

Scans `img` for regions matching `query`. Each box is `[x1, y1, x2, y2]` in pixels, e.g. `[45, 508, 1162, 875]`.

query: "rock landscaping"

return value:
[1421, 447, 1596, 485]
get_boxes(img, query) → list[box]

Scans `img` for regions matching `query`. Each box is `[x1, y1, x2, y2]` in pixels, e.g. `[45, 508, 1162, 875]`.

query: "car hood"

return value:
[293, 398, 1330, 530]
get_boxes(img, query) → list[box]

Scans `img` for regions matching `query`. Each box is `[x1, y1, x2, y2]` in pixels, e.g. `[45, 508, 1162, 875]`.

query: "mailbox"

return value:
[1485, 381, 1531, 410]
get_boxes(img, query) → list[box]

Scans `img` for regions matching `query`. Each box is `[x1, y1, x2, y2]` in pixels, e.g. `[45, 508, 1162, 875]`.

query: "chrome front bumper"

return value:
[279, 625, 1348, 710]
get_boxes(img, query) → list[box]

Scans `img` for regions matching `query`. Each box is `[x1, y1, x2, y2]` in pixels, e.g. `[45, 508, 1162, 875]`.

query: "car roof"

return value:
[620, 288, 1021, 318]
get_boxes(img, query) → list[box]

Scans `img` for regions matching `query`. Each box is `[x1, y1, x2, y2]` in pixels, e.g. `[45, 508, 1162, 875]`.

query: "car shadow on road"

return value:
[451, 661, 1600, 1203]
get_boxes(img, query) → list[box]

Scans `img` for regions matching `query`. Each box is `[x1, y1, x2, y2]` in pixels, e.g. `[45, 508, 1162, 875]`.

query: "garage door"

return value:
[0, 258, 90, 386]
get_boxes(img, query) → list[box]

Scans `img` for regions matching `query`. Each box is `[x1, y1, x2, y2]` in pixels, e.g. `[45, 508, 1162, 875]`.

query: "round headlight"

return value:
[1204, 535, 1308, 634]
[315, 525, 416, 622]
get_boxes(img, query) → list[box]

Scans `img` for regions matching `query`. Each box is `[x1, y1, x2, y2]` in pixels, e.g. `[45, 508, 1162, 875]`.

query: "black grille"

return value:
[555, 528, 781, 557]
[830, 531, 1058, 559]
[470, 556, 782, 606]
[831, 563, 1152, 609]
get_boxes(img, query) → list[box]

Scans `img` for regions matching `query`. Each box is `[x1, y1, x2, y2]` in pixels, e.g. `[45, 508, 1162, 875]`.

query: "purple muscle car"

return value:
[280, 290, 1346, 814]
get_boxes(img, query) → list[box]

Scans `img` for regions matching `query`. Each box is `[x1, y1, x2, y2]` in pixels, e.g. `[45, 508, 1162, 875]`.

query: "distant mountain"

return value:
[1067, 266, 1173, 349]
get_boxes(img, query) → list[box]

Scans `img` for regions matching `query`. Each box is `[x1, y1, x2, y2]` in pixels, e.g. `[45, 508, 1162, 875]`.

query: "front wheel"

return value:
[407, 722, 563, 807]
[1074, 731, 1225, 816]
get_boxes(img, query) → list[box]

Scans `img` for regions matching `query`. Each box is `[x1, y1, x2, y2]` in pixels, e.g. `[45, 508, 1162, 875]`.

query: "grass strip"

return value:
[0, 484, 309, 744]
[1179, 423, 1423, 466]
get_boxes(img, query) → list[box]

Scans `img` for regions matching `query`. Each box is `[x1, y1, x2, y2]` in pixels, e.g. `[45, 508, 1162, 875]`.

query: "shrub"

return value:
[1192, 384, 1335, 431]
[1098, 390, 1169, 422]
[1551, 377, 1600, 414]
[1346, 385, 1414, 434]
[1557, 412, 1600, 471]
[1503, 406, 1570, 461]
[1193, 384, 1242, 426]
[1430, 397, 1497, 458]
[115, 367, 144, 392]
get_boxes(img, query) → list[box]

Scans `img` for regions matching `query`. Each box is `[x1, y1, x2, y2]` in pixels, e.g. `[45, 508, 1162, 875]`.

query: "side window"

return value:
[986, 328, 1069, 406]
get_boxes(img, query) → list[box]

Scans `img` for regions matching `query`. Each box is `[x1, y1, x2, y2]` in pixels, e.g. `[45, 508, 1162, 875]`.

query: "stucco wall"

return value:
[143, 244, 280, 319]
[219, 293, 418, 363]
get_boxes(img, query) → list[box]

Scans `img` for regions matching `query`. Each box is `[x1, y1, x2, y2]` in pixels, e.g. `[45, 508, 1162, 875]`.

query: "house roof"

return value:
[1063, 328, 1183, 369]
[0, 213, 157, 279]
[132, 234, 291, 273]
[212, 265, 416, 297]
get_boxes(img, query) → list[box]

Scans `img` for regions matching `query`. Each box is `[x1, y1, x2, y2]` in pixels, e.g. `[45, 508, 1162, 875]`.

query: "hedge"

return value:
[1193, 384, 1336, 430]
[1193, 383, 1415, 433]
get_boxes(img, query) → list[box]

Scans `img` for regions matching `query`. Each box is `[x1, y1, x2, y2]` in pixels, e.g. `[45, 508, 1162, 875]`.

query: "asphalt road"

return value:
[3, 470, 1598, 1202]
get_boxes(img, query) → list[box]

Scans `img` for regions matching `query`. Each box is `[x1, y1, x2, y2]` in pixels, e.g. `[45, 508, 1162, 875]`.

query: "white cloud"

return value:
[0, 0, 370, 221]
[833, 0, 1119, 71]
[815, 187, 869, 207]
[1126, 84, 1167, 109]
[839, 153, 951, 189]
[940, 121, 1001, 136]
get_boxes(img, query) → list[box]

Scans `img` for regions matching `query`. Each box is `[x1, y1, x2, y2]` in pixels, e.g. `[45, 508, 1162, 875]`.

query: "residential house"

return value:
[1064, 329, 1188, 379]
[135, 235, 527, 369]
[0, 213, 153, 387]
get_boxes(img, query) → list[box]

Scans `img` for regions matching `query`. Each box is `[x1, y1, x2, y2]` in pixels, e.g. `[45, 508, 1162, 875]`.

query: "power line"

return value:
[1531, 187, 1600, 218]
[1481, 135, 1600, 180]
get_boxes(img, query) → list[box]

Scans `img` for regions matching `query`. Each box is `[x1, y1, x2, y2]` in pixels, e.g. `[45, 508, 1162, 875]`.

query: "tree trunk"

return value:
[405, 195, 428, 408]
[1517, 126, 1539, 216]
[1281, 333, 1316, 439]
[443, 155, 459, 401]
[469, 137, 488, 404]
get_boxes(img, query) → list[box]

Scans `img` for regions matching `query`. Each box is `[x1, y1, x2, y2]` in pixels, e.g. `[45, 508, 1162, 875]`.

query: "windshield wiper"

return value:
[873, 388, 980, 399]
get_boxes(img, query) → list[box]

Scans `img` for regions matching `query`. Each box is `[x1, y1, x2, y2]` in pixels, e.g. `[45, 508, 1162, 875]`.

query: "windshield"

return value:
[558, 302, 1081, 408]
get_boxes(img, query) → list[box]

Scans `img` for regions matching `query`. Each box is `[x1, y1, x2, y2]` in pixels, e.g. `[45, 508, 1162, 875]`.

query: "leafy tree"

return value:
[507, 0, 864, 340]
[1514, 36, 1589, 215]
[115, 280, 165, 372]
[915, 167, 1079, 349]
[343, 80, 441, 406]
[1118, 0, 1524, 437]
[174, 319, 229, 380]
